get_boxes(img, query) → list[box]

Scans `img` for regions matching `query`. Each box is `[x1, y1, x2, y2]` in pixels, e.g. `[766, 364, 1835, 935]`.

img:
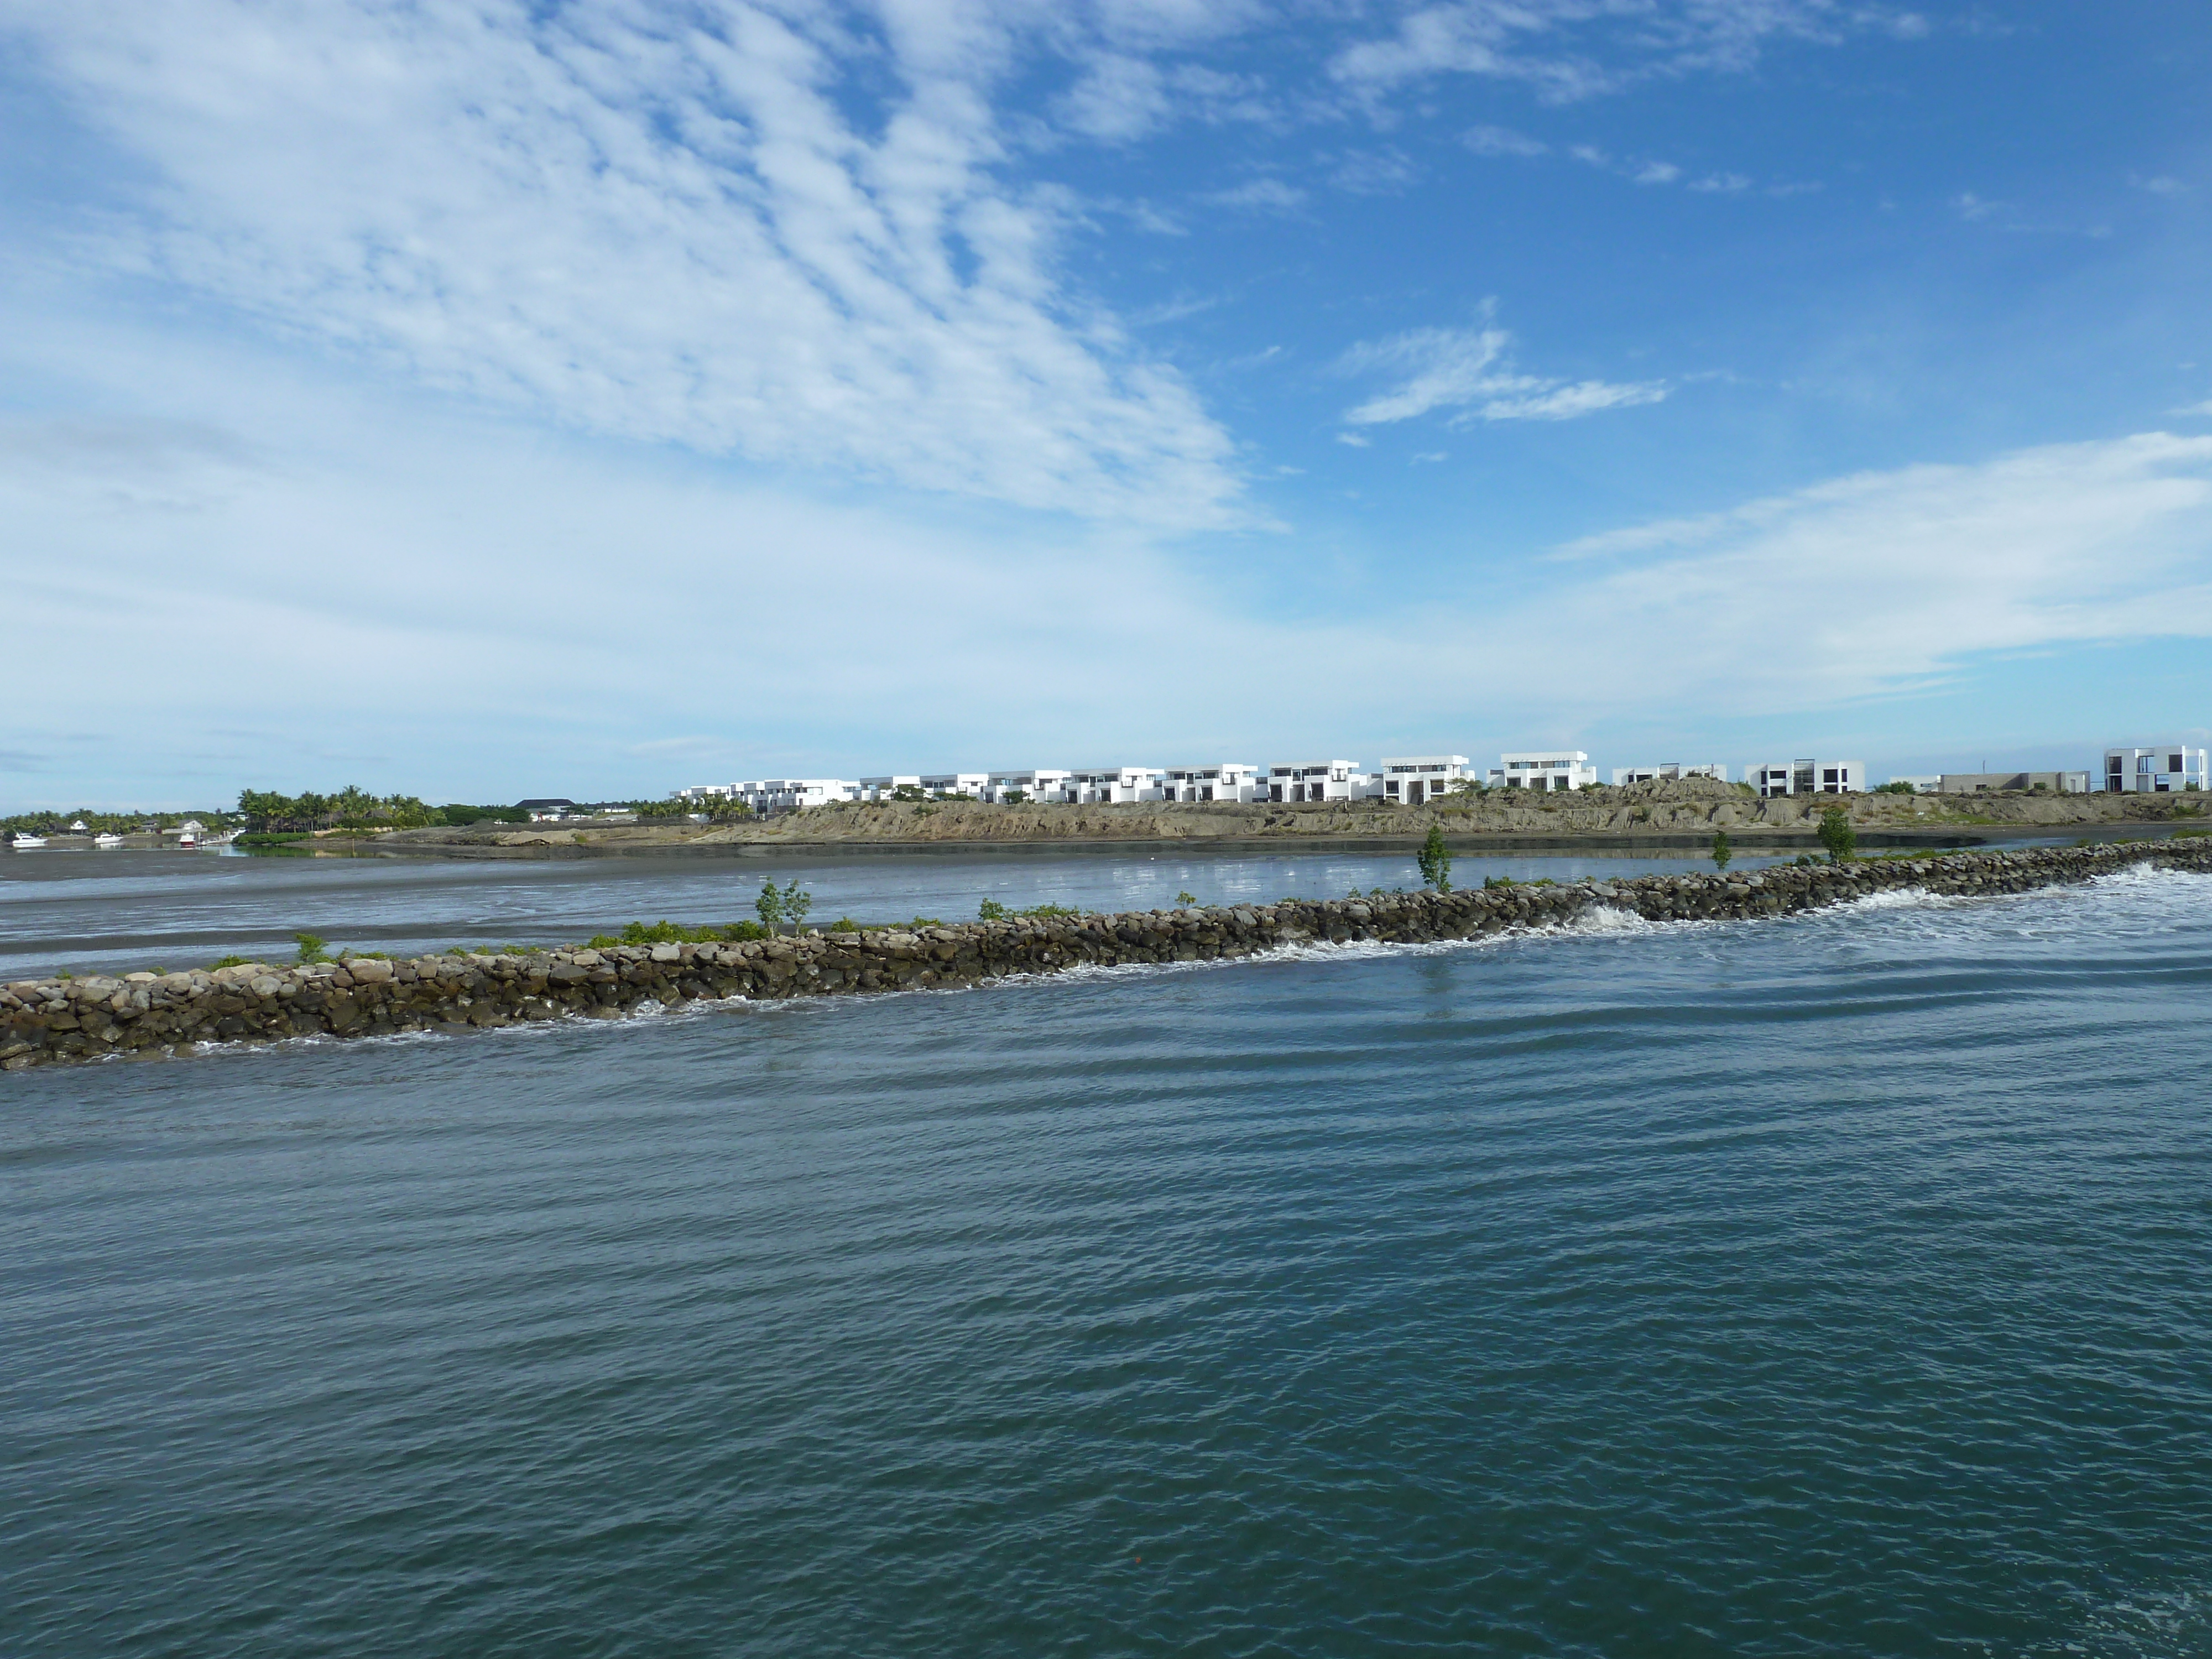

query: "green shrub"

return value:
[1817, 807, 1857, 864]
[1712, 830, 1733, 872]
[293, 932, 331, 964]
[1176, 890, 1198, 906]
[1416, 823, 1453, 891]
[829, 917, 859, 932]
[978, 898, 1008, 921]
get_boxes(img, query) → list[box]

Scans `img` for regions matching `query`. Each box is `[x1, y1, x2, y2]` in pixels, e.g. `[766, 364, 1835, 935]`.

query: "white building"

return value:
[1067, 766, 1165, 803]
[1488, 752, 1598, 792]
[1266, 760, 1368, 802]
[1161, 764, 1261, 803]
[1611, 763, 1729, 786]
[984, 769, 1074, 804]
[858, 775, 923, 801]
[917, 772, 990, 799]
[740, 779, 862, 811]
[1747, 759, 1865, 797]
[1889, 776, 1943, 794]
[2104, 745, 2208, 794]
[1376, 755, 1473, 806]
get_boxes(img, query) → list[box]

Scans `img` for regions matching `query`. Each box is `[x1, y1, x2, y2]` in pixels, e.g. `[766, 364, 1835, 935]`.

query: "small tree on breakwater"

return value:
[1818, 807, 1857, 865]
[1417, 824, 1454, 892]
[1712, 831, 1733, 872]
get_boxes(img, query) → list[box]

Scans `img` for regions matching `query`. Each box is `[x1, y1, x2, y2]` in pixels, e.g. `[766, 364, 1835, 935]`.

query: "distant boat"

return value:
[93, 833, 124, 848]
[176, 832, 196, 847]
[9, 834, 46, 849]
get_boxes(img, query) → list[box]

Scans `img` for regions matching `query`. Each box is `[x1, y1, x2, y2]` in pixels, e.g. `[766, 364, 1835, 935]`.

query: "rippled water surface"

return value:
[6, 865, 2211, 1656]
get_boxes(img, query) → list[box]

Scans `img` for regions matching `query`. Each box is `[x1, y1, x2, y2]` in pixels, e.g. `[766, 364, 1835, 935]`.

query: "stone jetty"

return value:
[6, 838, 2207, 1073]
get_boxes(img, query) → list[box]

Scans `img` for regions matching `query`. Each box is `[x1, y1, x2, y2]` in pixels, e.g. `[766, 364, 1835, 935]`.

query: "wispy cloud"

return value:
[1529, 433, 2212, 707]
[1331, 0, 1911, 102]
[4, 3, 1248, 529]
[1463, 124, 1548, 156]
[1204, 176, 1310, 213]
[1339, 324, 1666, 427]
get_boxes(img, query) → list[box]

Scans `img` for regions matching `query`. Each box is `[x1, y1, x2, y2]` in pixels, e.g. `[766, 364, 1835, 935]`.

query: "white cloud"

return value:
[1340, 324, 1666, 427]
[1055, 53, 1172, 140]
[2172, 400, 2212, 418]
[2, 2, 1246, 529]
[1632, 160, 1683, 185]
[1689, 172, 1753, 193]
[1463, 123, 1548, 156]
[2131, 174, 2188, 197]
[1331, 0, 1883, 102]
[1536, 433, 2212, 707]
[1203, 176, 1310, 212]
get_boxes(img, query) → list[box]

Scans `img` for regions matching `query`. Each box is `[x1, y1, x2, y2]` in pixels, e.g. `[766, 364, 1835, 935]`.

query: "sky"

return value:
[2, 0, 2209, 808]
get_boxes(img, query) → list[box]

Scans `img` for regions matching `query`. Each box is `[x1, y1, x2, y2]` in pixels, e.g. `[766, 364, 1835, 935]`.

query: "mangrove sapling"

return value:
[293, 932, 332, 964]
[1818, 807, 1857, 865]
[1177, 891, 1198, 906]
[1416, 823, 1454, 892]
[978, 898, 1008, 921]
[1712, 831, 1733, 873]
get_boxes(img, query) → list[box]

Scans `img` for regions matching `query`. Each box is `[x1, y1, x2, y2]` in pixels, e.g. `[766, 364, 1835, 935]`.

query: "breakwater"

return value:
[6, 838, 2206, 1073]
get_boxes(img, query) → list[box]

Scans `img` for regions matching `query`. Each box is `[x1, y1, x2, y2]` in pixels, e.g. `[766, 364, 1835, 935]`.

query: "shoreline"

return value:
[7, 837, 2207, 1074]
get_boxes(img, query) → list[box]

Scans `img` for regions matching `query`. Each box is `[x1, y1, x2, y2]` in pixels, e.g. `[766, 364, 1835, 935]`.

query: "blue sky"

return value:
[3, 1, 2209, 807]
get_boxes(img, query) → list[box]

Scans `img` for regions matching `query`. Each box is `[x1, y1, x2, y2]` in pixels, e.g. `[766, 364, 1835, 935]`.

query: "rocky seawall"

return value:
[7, 838, 2208, 1073]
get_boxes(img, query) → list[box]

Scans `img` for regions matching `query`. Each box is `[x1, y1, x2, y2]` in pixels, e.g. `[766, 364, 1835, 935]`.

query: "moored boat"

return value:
[94, 833, 124, 848]
[9, 833, 47, 848]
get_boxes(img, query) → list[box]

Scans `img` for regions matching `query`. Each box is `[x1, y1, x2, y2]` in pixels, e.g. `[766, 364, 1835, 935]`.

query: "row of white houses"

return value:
[680, 741, 2206, 812]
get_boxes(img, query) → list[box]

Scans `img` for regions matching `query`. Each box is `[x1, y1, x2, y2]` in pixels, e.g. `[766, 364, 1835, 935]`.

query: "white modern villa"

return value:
[2104, 745, 2208, 793]
[1613, 763, 1728, 785]
[1376, 755, 1474, 805]
[1486, 752, 1599, 792]
[1266, 761, 1367, 802]
[1747, 760, 1865, 796]
[1162, 764, 1262, 802]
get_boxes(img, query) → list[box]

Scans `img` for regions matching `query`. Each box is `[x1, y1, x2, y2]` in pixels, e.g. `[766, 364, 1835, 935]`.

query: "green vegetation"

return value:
[1, 807, 238, 836]
[1818, 807, 1858, 864]
[1872, 780, 1918, 795]
[982, 898, 1085, 920]
[1416, 823, 1454, 892]
[754, 879, 811, 931]
[1176, 890, 1198, 906]
[236, 832, 312, 848]
[1001, 789, 1029, 805]
[978, 898, 1008, 921]
[207, 955, 249, 969]
[1712, 830, 1733, 872]
[292, 932, 332, 964]
[581, 919, 772, 949]
[1483, 875, 1515, 890]
[436, 803, 531, 825]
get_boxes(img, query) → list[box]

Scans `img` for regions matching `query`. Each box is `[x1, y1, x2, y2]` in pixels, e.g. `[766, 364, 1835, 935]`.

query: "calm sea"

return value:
[4, 855, 2209, 1656]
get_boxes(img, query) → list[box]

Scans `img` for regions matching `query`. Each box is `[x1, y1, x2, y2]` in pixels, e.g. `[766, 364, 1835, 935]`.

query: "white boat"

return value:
[176, 832, 196, 847]
[9, 834, 46, 849]
[94, 833, 124, 848]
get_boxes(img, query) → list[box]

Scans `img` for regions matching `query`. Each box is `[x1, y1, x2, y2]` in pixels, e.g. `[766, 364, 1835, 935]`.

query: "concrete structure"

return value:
[1488, 752, 1598, 792]
[517, 799, 578, 821]
[1888, 776, 1942, 794]
[1067, 766, 1164, 803]
[1939, 771, 2093, 795]
[1162, 764, 1261, 803]
[1376, 755, 1473, 806]
[1747, 760, 1865, 797]
[983, 770, 1073, 804]
[1611, 763, 1728, 786]
[917, 772, 990, 799]
[2104, 745, 2208, 794]
[1266, 761, 1367, 803]
[858, 775, 923, 801]
[740, 779, 862, 811]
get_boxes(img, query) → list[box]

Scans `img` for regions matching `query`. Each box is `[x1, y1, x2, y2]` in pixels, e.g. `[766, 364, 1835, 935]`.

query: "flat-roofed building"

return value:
[1487, 752, 1598, 792]
[1067, 766, 1165, 803]
[984, 769, 1073, 804]
[1266, 760, 1366, 803]
[859, 775, 923, 801]
[917, 772, 990, 799]
[1747, 759, 1864, 797]
[740, 779, 862, 811]
[1377, 755, 1472, 806]
[2104, 745, 2207, 794]
[1938, 771, 2092, 794]
[1161, 764, 1261, 803]
[1611, 763, 1729, 785]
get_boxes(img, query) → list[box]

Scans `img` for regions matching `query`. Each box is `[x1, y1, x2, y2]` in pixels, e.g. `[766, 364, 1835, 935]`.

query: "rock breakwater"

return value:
[7, 839, 2206, 1073]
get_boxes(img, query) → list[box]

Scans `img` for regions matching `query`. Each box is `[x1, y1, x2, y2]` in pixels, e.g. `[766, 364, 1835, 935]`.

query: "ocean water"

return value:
[0, 843, 1801, 982]
[4, 863, 2210, 1656]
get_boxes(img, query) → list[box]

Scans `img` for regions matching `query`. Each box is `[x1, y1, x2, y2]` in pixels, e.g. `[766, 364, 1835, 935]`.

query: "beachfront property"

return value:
[1376, 756, 1473, 806]
[1940, 770, 2093, 794]
[1747, 760, 1865, 797]
[1266, 761, 1368, 802]
[858, 775, 922, 801]
[1067, 766, 1165, 803]
[919, 772, 990, 799]
[1162, 764, 1262, 803]
[1611, 763, 1728, 786]
[983, 769, 1074, 804]
[1486, 752, 1599, 792]
[2104, 745, 2208, 793]
[518, 798, 580, 821]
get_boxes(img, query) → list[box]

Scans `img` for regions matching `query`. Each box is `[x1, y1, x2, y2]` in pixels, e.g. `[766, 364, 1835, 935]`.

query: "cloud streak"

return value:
[4, 2, 1246, 527]
[1339, 325, 1666, 427]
